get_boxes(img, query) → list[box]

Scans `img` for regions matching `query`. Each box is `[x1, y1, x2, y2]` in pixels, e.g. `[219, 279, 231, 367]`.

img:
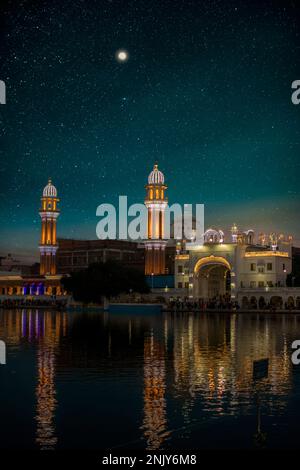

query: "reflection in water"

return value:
[0, 310, 68, 450]
[172, 314, 294, 423]
[141, 331, 170, 449]
[35, 312, 65, 450]
[36, 335, 57, 450]
[0, 309, 300, 449]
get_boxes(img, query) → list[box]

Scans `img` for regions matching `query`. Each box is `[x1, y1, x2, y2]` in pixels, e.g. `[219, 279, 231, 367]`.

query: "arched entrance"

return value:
[250, 296, 257, 309]
[37, 282, 45, 296]
[259, 296, 266, 309]
[193, 256, 231, 300]
[270, 296, 283, 309]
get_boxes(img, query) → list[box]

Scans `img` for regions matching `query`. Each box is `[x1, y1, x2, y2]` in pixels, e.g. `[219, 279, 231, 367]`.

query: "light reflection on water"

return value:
[0, 309, 300, 450]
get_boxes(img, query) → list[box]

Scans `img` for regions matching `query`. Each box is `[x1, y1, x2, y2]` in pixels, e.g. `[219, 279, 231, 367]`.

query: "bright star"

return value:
[116, 49, 129, 62]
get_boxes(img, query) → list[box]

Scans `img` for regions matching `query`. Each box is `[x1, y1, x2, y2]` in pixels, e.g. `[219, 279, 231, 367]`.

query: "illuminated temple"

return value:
[143, 165, 300, 308]
[0, 164, 300, 308]
[174, 228, 300, 309]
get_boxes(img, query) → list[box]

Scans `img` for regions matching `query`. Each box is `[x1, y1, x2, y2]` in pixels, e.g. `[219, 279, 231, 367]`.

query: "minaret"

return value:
[231, 223, 238, 243]
[144, 163, 168, 275]
[39, 179, 60, 275]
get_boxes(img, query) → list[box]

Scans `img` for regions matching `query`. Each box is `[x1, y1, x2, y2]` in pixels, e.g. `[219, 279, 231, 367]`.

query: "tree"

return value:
[61, 260, 149, 303]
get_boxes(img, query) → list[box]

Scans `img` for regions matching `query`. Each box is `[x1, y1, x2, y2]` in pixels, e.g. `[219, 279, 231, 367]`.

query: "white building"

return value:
[174, 226, 300, 309]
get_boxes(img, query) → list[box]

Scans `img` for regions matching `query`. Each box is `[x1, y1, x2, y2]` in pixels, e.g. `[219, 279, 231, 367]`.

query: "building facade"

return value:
[57, 238, 145, 273]
[1, 167, 300, 308]
[174, 226, 300, 308]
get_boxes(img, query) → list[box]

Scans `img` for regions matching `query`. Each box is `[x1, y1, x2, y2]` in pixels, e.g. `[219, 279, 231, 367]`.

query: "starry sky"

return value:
[1, 0, 300, 261]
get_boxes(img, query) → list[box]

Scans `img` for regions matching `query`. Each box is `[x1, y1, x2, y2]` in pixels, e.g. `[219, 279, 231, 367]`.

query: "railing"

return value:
[239, 286, 300, 291]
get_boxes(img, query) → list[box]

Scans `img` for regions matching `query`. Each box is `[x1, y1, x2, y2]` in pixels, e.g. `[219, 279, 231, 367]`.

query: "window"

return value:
[283, 263, 286, 272]
[258, 267, 264, 273]
[250, 281, 256, 288]
[178, 265, 183, 274]
[178, 282, 183, 288]
[250, 263, 256, 271]
[258, 281, 264, 288]
[184, 282, 189, 289]
[240, 281, 244, 288]
[267, 281, 273, 287]
[267, 263, 272, 271]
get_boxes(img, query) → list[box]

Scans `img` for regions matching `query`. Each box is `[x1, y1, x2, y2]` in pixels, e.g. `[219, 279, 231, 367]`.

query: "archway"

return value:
[37, 282, 45, 296]
[46, 286, 52, 295]
[258, 296, 266, 309]
[270, 296, 283, 309]
[30, 283, 37, 295]
[250, 296, 257, 309]
[193, 256, 231, 300]
[23, 284, 30, 295]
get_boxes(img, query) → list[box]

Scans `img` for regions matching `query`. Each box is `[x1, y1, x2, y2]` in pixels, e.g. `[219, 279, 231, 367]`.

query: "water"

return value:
[0, 308, 300, 450]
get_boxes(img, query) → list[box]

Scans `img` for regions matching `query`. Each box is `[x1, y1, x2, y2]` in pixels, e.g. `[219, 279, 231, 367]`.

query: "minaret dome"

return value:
[43, 178, 57, 197]
[148, 164, 165, 185]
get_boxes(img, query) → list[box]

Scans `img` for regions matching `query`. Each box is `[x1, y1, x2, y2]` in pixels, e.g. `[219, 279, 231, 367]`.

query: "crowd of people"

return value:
[0, 297, 67, 309]
[168, 294, 239, 311]
[167, 295, 298, 311]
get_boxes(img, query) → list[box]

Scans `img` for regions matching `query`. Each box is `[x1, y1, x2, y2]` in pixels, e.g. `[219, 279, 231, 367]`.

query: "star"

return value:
[115, 49, 129, 63]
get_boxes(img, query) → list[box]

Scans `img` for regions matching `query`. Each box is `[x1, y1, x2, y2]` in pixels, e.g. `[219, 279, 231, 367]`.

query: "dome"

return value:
[148, 163, 165, 185]
[43, 178, 57, 197]
[204, 229, 224, 244]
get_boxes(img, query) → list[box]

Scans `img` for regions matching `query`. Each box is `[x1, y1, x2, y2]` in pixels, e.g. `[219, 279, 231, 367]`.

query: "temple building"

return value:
[0, 165, 300, 308]
[174, 226, 300, 308]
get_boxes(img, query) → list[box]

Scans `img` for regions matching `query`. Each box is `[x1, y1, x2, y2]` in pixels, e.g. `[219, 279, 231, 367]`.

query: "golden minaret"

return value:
[144, 163, 168, 275]
[39, 179, 60, 275]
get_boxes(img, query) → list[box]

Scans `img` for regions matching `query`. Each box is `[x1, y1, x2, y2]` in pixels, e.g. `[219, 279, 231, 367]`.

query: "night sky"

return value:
[1, 0, 300, 260]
